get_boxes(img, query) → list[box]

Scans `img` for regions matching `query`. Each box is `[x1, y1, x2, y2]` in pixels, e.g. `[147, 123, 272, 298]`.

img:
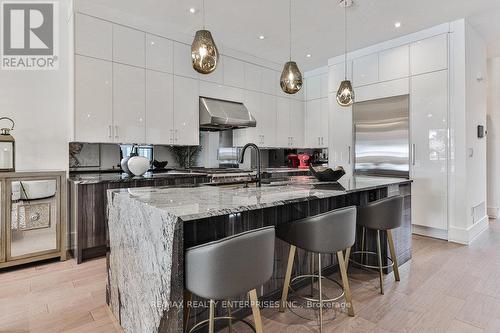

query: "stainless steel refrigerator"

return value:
[353, 95, 410, 178]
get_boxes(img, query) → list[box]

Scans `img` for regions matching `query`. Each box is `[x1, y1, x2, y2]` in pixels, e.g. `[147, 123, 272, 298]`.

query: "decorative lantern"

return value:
[0, 117, 15, 172]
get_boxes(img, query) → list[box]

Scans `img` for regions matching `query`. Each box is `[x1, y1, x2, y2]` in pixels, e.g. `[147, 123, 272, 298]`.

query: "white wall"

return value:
[487, 58, 500, 218]
[0, 0, 73, 172]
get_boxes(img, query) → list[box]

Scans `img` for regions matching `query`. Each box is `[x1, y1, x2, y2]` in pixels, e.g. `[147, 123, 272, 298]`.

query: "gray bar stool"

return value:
[346, 195, 403, 295]
[184, 227, 275, 333]
[277, 206, 357, 332]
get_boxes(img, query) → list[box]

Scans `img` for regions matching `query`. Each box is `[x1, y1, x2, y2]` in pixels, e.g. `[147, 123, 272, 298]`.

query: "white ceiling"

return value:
[76, 0, 500, 71]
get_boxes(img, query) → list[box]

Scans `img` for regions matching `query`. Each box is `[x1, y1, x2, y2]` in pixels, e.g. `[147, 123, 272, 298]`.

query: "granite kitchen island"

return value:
[106, 176, 412, 333]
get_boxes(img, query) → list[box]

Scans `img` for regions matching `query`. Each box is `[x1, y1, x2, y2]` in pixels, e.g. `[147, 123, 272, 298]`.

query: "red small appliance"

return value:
[298, 154, 311, 169]
[287, 154, 299, 168]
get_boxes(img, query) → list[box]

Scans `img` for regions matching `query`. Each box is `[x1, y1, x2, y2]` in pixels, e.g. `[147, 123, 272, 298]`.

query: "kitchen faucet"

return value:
[239, 143, 261, 187]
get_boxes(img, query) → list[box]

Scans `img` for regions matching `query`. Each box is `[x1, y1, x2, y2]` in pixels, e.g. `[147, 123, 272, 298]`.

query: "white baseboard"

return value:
[487, 206, 499, 219]
[412, 225, 448, 240]
[448, 215, 489, 245]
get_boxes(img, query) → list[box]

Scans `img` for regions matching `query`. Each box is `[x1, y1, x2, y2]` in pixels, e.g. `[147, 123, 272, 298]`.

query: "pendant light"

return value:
[191, 0, 219, 74]
[336, 0, 354, 106]
[280, 0, 303, 94]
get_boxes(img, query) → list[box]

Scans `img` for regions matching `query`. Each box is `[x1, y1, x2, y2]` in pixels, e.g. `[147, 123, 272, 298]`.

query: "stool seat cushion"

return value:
[185, 227, 275, 300]
[276, 206, 356, 254]
[357, 195, 404, 230]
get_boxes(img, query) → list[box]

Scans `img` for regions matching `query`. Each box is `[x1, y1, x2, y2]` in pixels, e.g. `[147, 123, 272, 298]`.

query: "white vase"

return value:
[127, 156, 150, 176]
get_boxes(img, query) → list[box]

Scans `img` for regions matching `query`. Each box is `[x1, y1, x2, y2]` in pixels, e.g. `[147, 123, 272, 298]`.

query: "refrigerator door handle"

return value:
[412, 144, 416, 165]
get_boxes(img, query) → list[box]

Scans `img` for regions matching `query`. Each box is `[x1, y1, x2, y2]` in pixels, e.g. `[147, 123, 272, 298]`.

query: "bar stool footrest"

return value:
[188, 316, 256, 333]
[349, 250, 394, 270]
[289, 274, 345, 303]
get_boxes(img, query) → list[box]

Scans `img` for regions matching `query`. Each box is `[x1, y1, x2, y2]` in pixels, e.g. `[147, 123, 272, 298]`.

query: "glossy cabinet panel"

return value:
[113, 25, 145, 67]
[353, 53, 379, 87]
[113, 64, 146, 143]
[410, 34, 448, 75]
[379, 45, 410, 81]
[173, 42, 198, 79]
[146, 34, 173, 73]
[223, 56, 245, 88]
[328, 62, 352, 93]
[290, 100, 305, 147]
[146, 70, 174, 144]
[244, 63, 262, 92]
[328, 93, 353, 175]
[261, 68, 277, 95]
[75, 14, 112, 60]
[276, 97, 291, 147]
[260, 94, 277, 147]
[320, 73, 329, 98]
[410, 70, 448, 230]
[320, 97, 329, 147]
[305, 99, 321, 147]
[355, 77, 409, 103]
[75, 56, 113, 143]
[306, 75, 321, 100]
[173, 76, 199, 145]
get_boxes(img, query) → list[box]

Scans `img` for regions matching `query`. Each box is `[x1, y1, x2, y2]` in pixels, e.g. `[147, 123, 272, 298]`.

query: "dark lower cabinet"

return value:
[69, 175, 209, 263]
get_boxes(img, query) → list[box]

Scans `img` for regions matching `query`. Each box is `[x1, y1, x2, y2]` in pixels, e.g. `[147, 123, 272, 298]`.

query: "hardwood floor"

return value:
[1, 220, 500, 333]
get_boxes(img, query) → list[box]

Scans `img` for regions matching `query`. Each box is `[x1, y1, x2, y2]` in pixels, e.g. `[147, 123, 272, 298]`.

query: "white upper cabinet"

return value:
[260, 94, 277, 147]
[200, 81, 244, 103]
[379, 45, 409, 81]
[173, 42, 198, 79]
[328, 94, 353, 175]
[223, 56, 245, 88]
[355, 77, 409, 103]
[113, 63, 146, 143]
[276, 97, 290, 147]
[146, 70, 174, 144]
[261, 68, 277, 95]
[306, 75, 321, 100]
[305, 99, 321, 147]
[74, 55, 113, 143]
[410, 34, 448, 75]
[320, 97, 329, 147]
[244, 63, 262, 92]
[75, 14, 112, 60]
[173, 76, 199, 145]
[320, 73, 329, 98]
[353, 53, 379, 87]
[146, 34, 173, 73]
[200, 57, 224, 85]
[290, 100, 305, 147]
[113, 25, 145, 67]
[329, 61, 352, 93]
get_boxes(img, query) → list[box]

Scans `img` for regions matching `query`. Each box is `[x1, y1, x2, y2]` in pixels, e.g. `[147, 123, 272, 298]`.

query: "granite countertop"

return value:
[109, 175, 412, 221]
[68, 171, 209, 184]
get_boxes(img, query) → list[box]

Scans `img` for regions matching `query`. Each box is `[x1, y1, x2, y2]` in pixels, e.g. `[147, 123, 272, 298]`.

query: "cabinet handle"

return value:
[321, 137, 324, 146]
[114, 125, 118, 139]
[170, 129, 174, 143]
[412, 144, 416, 165]
[108, 125, 112, 138]
[175, 129, 178, 142]
[291, 137, 294, 147]
[348, 146, 351, 164]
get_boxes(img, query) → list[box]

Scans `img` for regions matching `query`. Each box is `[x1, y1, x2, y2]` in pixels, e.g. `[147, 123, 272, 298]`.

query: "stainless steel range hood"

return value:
[199, 97, 257, 131]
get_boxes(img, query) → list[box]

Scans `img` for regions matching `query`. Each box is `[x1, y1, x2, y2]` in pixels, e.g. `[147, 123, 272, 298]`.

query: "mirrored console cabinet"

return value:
[0, 171, 67, 269]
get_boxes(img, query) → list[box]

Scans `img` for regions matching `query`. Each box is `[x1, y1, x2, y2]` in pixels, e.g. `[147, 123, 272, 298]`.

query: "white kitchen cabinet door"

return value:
[244, 63, 262, 92]
[242, 90, 262, 144]
[328, 61, 352, 93]
[306, 75, 321, 100]
[146, 70, 174, 144]
[320, 97, 329, 147]
[113, 64, 146, 143]
[276, 97, 291, 147]
[173, 42, 198, 79]
[75, 14, 112, 60]
[410, 70, 448, 231]
[410, 34, 448, 76]
[146, 34, 173, 73]
[260, 94, 277, 147]
[320, 73, 329, 98]
[173, 76, 199, 145]
[328, 94, 353, 175]
[353, 53, 379, 87]
[223, 56, 245, 88]
[75, 55, 113, 143]
[113, 25, 145, 68]
[305, 99, 321, 147]
[290, 100, 305, 147]
[379, 45, 409, 82]
[355, 77, 409, 103]
[261, 68, 277, 95]
[199, 81, 243, 102]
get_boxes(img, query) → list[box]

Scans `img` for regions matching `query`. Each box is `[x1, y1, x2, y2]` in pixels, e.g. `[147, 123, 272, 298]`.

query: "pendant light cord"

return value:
[289, 0, 292, 61]
[202, 0, 206, 29]
[344, 0, 347, 79]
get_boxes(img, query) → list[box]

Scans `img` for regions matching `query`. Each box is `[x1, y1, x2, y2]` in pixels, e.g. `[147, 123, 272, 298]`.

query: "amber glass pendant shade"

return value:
[336, 80, 354, 106]
[280, 61, 303, 94]
[191, 30, 219, 74]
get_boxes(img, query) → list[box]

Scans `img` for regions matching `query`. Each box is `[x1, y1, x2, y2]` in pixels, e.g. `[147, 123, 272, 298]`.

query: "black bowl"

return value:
[153, 160, 169, 169]
[309, 165, 346, 182]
